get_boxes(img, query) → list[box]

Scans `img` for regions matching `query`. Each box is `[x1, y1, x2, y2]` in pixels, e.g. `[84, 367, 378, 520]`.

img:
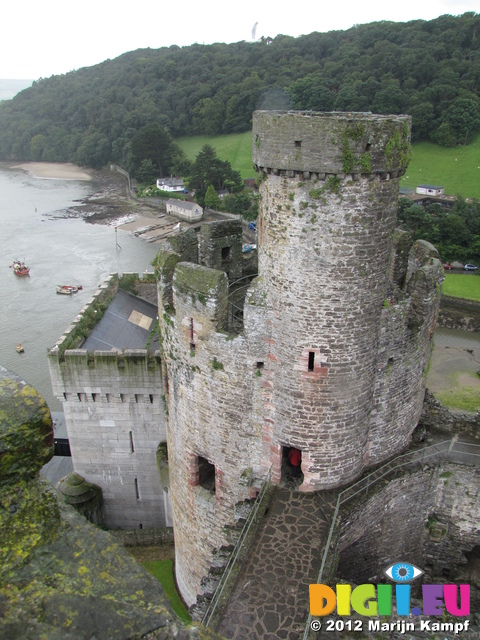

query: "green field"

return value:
[177, 131, 480, 200]
[142, 560, 191, 623]
[442, 273, 480, 301]
[176, 132, 253, 179]
[400, 132, 480, 200]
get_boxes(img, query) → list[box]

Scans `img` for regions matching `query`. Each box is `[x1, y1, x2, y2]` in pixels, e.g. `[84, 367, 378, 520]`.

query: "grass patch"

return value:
[142, 560, 191, 623]
[176, 132, 254, 179]
[434, 370, 480, 413]
[442, 274, 480, 301]
[400, 132, 480, 200]
[435, 384, 480, 413]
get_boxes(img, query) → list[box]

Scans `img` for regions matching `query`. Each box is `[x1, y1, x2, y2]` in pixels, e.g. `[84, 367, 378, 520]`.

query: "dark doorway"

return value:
[281, 446, 303, 488]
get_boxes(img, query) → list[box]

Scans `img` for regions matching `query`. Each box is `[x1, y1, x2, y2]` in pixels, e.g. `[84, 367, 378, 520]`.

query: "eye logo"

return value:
[384, 562, 424, 583]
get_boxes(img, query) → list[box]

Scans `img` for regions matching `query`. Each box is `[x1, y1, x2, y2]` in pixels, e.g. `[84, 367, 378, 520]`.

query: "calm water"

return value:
[0, 166, 158, 411]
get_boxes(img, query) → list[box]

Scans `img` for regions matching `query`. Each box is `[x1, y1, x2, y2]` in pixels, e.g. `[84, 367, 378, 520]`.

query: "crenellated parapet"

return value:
[253, 110, 411, 179]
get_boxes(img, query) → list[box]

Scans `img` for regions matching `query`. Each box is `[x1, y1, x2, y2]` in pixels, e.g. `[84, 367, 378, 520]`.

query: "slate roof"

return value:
[81, 289, 158, 352]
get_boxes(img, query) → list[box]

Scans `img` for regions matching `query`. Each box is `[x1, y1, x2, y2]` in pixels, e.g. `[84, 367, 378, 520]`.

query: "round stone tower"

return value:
[252, 111, 413, 488]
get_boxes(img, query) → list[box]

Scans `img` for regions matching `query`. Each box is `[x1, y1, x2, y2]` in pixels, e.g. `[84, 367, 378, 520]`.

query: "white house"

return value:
[166, 199, 203, 222]
[156, 177, 186, 192]
[416, 184, 445, 196]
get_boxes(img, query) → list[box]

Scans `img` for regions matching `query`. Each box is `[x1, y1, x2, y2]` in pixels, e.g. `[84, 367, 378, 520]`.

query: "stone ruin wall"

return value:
[48, 277, 169, 530]
[368, 238, 443, 463]
[333, 464, 480, 606]
[156, 250, 267, 607]
[158, 111, 445, 608]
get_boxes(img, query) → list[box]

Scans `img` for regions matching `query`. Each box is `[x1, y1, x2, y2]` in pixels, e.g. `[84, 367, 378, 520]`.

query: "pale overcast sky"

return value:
[1, 0, 478, 79]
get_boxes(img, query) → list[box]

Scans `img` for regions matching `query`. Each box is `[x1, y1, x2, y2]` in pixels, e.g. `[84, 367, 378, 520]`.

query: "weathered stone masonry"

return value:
[157, 111, 444, 608]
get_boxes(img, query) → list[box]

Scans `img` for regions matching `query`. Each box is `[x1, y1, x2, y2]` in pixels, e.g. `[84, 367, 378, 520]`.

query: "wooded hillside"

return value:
[0, 12, 478, 171]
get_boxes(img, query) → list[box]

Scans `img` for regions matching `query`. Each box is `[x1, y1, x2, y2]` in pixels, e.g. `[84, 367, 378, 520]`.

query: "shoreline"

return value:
[11, 161, 93, 181]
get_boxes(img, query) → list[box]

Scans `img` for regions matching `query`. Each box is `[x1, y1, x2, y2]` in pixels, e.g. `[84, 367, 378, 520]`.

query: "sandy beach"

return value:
[12, 162, 93, 181]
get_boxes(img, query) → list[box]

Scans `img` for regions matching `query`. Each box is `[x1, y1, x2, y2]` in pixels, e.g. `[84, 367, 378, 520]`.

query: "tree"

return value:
[204, 184, 221, 210]
[75, 131, 111, 168]
[29, 134, 46, 161]
[444, 97, 480, 145]
[430, 122, 457, 147]
[130, 124, 182, 178]
[409, 102, 436, 142]
[188, 145, 242, 193]
[135, 159, 158, 184]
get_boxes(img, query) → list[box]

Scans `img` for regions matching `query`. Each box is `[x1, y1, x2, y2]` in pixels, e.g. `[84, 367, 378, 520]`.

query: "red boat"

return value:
[12, 259, 30, 276]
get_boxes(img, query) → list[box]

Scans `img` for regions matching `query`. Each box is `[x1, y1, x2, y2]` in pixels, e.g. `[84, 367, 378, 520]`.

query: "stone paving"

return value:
[216, 487, 338, 640]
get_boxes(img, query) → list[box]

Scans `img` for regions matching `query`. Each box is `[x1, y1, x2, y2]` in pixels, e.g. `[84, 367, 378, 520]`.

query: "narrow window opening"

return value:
[129, 431, 135, 453]
[120, 393, 126, 403]
[135, 394, 142, 403]
[77, 392, 86, 402]
[256, 361, 264, 369]
[63, 392, 68, 401]
[134, 478, 140, 500]
[189, 317, 195, 343]
[198, 456, 216, 494]
[295, 140, 302, 148]
[139, 523, 143, 529]
[106, 393, 112, 403]
[92, 393, 98, 402]
[308, 351, 315, 372]
[149, 394, 154, 404]
[221, 246, 231, 260]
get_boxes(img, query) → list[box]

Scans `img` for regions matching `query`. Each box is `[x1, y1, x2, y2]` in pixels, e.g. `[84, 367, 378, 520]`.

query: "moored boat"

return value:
[56, 285, 81, 295]
[12, 259, 30, 276]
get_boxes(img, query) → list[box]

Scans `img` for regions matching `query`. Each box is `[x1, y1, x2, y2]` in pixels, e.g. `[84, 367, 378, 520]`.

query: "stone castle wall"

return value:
[334, 463, 480, 602]
[158, 111, 444, 608]
[157, 255, 265, 606]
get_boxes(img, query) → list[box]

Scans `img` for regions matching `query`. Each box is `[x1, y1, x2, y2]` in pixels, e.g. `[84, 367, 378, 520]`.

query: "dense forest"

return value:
[0, 12, 479, 176]
[398, 197, 480, 262]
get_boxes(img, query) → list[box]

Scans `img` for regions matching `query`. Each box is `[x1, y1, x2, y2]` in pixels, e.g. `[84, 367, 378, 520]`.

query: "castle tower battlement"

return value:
[253, 110, 411, 177]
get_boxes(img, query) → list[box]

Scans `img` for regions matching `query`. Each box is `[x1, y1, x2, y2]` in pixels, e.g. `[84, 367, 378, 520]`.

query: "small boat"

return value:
[16, 343, 24, 353]
[56, 285, 82, 295]
[12, 259, 30, 276]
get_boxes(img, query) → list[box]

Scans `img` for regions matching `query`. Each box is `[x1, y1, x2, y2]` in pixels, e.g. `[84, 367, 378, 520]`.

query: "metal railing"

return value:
[202, 467, 272, 629]
[227, 274, 258, 328]
[303, 438, 480, 639]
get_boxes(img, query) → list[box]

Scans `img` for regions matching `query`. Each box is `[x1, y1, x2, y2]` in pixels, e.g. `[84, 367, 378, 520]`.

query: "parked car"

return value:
[464, 264, 479, 271]
[442, 263, 453, 270]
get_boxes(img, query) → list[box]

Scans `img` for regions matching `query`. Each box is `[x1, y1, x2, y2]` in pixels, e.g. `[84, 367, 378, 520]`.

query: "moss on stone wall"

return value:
[174, 263, 227, 298]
